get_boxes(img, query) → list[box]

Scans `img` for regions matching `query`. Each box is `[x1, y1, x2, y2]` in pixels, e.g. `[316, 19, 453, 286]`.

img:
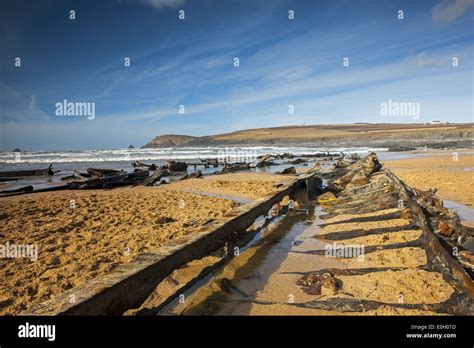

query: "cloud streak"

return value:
[140, 0, 186, 9]
[0, 0, 472, 150]
[432, 0, 474, 24]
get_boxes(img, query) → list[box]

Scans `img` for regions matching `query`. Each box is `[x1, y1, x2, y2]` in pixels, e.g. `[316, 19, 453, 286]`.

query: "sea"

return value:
[0, 146, 392, 172]
[1, 145, 473, 225]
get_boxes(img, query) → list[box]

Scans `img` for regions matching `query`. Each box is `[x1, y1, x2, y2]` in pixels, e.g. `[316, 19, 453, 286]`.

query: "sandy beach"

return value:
[3, 0, 473, 342]
[0, 152, 472, 316]
[383, 154, 474, 207]
[0, 172, 288, 315]
[162, 154, 468, 317]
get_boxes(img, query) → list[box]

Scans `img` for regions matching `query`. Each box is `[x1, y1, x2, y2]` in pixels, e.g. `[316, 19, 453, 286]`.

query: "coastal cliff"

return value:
[142, 123, 473, 149]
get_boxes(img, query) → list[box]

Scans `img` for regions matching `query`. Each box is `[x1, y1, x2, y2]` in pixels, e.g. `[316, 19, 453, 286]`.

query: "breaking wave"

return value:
[0, 146, 388, 164]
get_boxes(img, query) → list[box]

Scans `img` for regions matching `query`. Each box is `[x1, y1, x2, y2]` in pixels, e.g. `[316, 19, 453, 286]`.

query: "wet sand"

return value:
[169, 172, 288, 201]
[160, 162, 462, 316]
[0, 172, 287, 315]
[383, 154, 474, 207]
[1, 154, 471, 316]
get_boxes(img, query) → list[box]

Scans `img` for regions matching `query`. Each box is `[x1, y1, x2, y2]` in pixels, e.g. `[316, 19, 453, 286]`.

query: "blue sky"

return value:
[0, 0, 473, 150]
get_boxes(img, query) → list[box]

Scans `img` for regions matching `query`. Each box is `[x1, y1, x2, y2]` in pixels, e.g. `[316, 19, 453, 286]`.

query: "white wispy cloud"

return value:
[140, 0, 185, 9]
[2, 0, 473, 150]
[432, 0, 474, 24]
[0, 83, 50, 122]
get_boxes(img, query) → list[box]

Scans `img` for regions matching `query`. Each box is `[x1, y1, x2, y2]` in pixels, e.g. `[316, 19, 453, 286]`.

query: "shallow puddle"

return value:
[158, 203, 345, 315]
[443, 200, 474, 223]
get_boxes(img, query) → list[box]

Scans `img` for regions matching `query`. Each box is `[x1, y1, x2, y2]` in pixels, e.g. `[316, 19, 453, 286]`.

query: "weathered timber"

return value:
[306, 175, 323, 200]
[219, 163, 250, 174]
[131, 161, 157, 170]
[27, 172, 319, 315]
[326, 152, 381, 192]
[178, 171, 202, 181]
[87, 168, 124, 177]
[137, 169, 168, 186]
[278, 166, 297, 175]
[131, 202, 296, 315]
[0, 184, 75, 197]
[316, 225, 417, 241]
[79, 170, 149, 189]
[0, 185, 33, 195]
[250, 154, 274, 168]
[167, 160, 188, 172]
[385, 169, 474, 295]
[288, 158, 307, 165]
[61, 173, 88, 181]
[290, 293, 471, 315]
[0, 164, 57, 181]
[318, 210, 406, 227]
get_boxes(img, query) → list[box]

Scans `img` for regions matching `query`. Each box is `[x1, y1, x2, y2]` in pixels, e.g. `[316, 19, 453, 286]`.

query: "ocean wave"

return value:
[0, 147, 388, 164]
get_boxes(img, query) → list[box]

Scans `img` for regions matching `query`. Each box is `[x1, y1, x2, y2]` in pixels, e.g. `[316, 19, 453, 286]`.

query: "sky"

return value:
[0, 0, 473, 151]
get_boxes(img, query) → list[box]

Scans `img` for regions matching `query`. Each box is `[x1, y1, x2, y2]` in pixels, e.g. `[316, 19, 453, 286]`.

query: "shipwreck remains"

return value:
[0, 164, 58, 181]
[5, 152, 473, 316]
[27, 171, 322, 315]
[290, 153, 473, 315]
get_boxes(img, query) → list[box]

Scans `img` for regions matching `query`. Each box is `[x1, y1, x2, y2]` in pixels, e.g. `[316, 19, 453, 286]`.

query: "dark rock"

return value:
[167, 160, 188, 172]
[297, 271, 340, 295]
[438, 220, 455, 237]
[318, 191, 337, 203]
[155, 216, 176, 226]
[280, 166, 296, 175]
[289, 158, 307, 165]
[388, 146, 416, 152]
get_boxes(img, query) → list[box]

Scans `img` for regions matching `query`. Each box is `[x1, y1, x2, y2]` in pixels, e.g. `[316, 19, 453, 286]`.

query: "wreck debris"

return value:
[0, 185, 34, 195]
[250, 154, 275, 168]
[313, 163, 321, 171]
[278, 166, 297, 175]
[167, 160, 188, 172]
[289, 158, 307, 165]
[327, 152, 381, 192]
[138, 169, 168, 186]
[347, 152, 381, 176]
[411, 187, 469, 245]
[78, 170, 150, 189]
[335, 159, 351, 168]
[27, 171, 320, 315]
[458, 251, 474, 277]
[296, 271, 340, 296]
[179, 171, 203, 181]
[132, 161, 157, 171]
[295, 153, 473, 316]
[199, 158, 220, 167]
[61, 172, 91, 181]
[387, 146, 416, 152]
[318, 192, 337, 204]
[219, 163, 250, 174]
[186, 159, 223, 170]
[0, 164, 58, 181]
[15, 152, 474, 316]
[345, 169, 370, 189]
[87, 168, 124, 177]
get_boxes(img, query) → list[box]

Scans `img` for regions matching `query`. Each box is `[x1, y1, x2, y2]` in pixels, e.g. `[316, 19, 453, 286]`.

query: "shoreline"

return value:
[383, 154, 474, 208]
[0, 172, 288, 315]
[1, 151, 472, 315]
